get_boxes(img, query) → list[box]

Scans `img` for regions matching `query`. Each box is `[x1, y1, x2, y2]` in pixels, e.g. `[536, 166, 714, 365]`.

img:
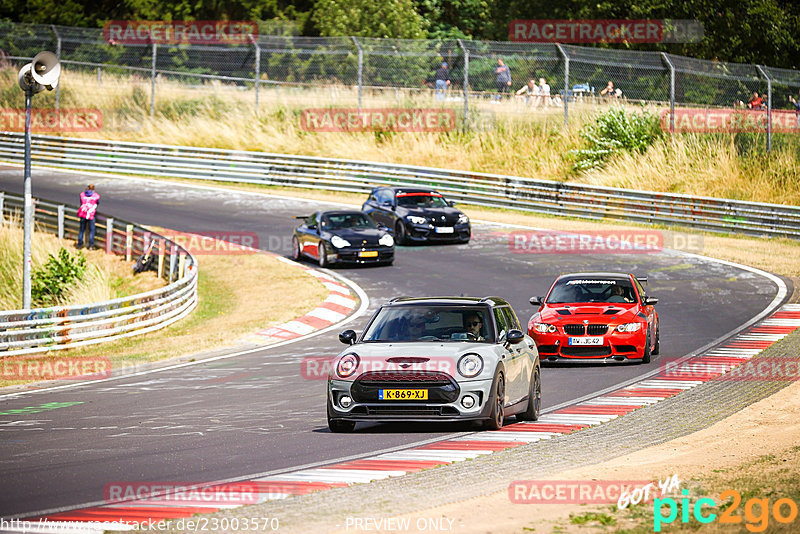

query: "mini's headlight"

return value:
[616, 323, 642, 333]
[407, 215, 427, 225]
[378, 234, 394, 247]
[457, 214, 469, 224]
[457, 353, 484, 378]
[533, 323, 557, 333]
[336, 353, 360, 378]
[330, 236, 351, 248]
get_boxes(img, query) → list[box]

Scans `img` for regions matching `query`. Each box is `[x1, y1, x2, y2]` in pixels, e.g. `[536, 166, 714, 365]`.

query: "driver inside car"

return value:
[407, 316, 427, 340]
[607, 285, 633, 303]
[463, 312, 485, 341]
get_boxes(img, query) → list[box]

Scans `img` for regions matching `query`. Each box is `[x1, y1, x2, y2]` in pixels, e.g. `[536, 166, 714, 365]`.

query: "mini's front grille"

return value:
[358, 371, 452, 384]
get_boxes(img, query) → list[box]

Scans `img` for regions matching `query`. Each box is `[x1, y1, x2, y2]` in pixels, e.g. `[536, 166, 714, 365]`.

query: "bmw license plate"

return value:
[379, 389, 428, 400]
[568, 337, 603, 346]
[434, 227, 454, 234]
[358, 250, 379, 257]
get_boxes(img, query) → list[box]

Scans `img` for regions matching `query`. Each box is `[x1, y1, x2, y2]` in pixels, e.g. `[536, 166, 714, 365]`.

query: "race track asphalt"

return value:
[0, 167, 785, 517]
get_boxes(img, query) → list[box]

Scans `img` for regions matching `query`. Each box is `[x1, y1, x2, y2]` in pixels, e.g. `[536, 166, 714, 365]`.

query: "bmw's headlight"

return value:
[616, 323, 642, 333]
[533, 323, 557, 333]
[407, 215, 427, 225]
[378, 234, 394, 247]
[330, 236, 351, 248]
[457, 353, 484, 378]
[457, 214, 469, 224]
[336, 353, 360, 378]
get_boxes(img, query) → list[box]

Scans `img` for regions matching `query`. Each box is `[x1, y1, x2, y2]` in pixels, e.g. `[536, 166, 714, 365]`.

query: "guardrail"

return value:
[0, 189, 198, 356]
[0, 132, 798, 239]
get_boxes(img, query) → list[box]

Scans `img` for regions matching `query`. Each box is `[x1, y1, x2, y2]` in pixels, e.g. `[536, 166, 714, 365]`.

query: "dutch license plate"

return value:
[379, 389, 428, 400]
[434, 227, 454, 234]
[568, 337, 603, 346]
[359, 250, 379, 258]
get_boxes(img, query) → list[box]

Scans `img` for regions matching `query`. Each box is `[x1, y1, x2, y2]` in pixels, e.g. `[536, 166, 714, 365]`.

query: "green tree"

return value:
[311, 0, 426, 38]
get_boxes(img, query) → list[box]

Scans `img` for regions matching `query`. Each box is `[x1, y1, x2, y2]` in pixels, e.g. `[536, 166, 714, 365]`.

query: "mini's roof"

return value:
[386, 296, 510, 307]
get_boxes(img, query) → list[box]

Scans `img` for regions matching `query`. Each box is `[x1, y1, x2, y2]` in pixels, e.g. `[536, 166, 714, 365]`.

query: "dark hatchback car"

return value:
[292, 210, 395, 267]
[362, 186, 471, 244]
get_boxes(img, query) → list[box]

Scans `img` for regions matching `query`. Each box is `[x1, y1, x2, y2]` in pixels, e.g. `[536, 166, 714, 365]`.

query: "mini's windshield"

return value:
[321, 213, 377, 230]
[362, 306, 494, 343]
[396, 193, 448, 208]
[547, 278, 636, 304]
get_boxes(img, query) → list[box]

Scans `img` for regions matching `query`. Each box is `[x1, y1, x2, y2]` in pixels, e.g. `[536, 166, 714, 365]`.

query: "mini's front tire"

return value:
[483, 372, 505, 430]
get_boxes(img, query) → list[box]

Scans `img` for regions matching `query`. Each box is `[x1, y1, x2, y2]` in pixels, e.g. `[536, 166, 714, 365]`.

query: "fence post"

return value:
[125, 224, 133, 261]
[556, 44, 569, 127]
[51, 25, 61, 111]
[178, 253, 186, 279]
[150, 42, 157, 118]
[157, 239, 165, 279]
[251, 34, 260, 110]
[756, 65, 772, 152]
[97, 67, 101, 86]
[105, 217, 114, 254]
[351, 36, 363, 111]
[661, 53, 676, 134]
[0, 191, 4, 223]
[169, 244, 177, 283]
[57, 204, 64, 239]
[457, 39, 469, 131]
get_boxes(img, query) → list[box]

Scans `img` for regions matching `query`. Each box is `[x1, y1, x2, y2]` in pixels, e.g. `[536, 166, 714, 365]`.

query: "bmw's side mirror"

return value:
[529, 296, 543, 306]
[507, 329, 525, 344]
[339, 329, 357, 345]
[644, 297, 659, 306]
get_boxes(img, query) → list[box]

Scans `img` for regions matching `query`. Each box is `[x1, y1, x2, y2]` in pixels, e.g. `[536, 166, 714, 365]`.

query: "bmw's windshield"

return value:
[321, 213, 377, 230]
[396, 193, 448, 208]
[362, 305, 494, 342]
[547, 278, 636, 304]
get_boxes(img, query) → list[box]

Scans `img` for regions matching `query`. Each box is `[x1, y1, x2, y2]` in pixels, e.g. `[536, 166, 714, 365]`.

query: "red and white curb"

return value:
[15, 304, 800, 533]
[242, 257, 359, 344]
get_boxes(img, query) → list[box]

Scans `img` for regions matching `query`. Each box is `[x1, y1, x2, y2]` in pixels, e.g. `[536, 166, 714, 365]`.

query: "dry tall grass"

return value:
[3, 67, 799, 205]
[0, 218, 162, 310]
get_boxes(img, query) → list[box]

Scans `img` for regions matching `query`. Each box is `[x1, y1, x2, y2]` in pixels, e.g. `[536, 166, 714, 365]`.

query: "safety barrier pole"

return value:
[105, 217, 114, 254]
[125, 224, 133, 261]
[57, 204, 64, 239]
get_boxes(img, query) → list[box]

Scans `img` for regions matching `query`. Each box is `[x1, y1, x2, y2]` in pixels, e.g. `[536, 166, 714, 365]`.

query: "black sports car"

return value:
[291, 210, 395, 267]
[362, 186, 471, 244]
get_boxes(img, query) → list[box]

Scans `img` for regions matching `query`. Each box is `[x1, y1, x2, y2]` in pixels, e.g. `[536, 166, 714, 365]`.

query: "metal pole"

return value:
[756, 65, 772, 152]
[22, 87, 33, 309]
[51, 25, 61, 111]
[252, 36, 261, 110]
[0, 191, 4, 223]
[661, 53, 676, 134]
[457, 39, 469, 131]
[57, 204, 64, 239]
[351, 37, 363, 111]
[105, 217, 114, 254]
[556, 45, 569, 127]
[150, 42, 157, 118]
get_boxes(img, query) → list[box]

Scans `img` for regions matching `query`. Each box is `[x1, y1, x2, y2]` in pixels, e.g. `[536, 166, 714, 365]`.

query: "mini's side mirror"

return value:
[507, 329, 525, 344]
[644, 297, 659, 306]
[339, 329, 357, 345]
[529, 296, 544, 306]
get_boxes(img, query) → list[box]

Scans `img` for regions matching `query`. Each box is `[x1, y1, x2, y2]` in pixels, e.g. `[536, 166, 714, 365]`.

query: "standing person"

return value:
[434, 61, 450, 101]
[747, 92, 762, 109]
[77, 184, 100, 250]
[495, 58, 512, 99]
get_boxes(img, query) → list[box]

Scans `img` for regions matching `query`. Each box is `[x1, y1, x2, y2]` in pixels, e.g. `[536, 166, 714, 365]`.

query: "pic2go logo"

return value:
[654, 489, 800, 532]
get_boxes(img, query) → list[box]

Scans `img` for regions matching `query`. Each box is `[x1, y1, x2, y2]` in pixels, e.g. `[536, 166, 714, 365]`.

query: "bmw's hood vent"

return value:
[556, 309, 572, 315]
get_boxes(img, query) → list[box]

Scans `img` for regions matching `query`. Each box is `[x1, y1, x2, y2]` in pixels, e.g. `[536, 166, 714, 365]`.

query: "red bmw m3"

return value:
[528, 273, 659, 364]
